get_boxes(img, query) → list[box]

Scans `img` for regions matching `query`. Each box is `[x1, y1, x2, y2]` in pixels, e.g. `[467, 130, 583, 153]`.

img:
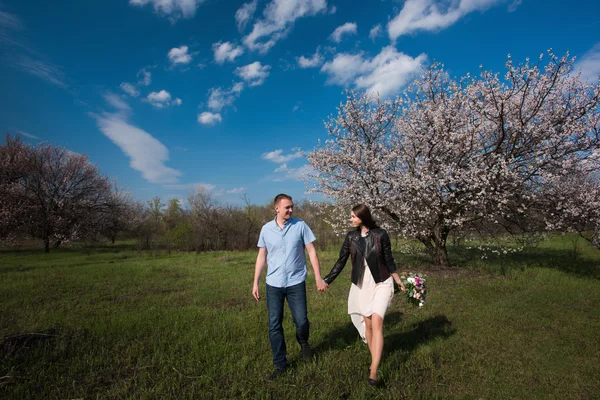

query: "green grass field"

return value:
[1, 236, 599, 399]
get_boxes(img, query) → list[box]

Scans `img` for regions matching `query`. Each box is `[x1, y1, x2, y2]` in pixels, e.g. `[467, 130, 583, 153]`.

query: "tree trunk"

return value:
[52, 239, 62, 248]
[44, 237, 50, 253]
[416, 234, 435, 255]
[417, 228, 451, 268]
[433, 225, 451, 268]
[434, 242, 450, 268]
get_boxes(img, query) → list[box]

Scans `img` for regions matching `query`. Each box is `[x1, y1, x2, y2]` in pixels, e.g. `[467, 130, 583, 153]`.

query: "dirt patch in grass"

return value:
[215, 298, 249, 310]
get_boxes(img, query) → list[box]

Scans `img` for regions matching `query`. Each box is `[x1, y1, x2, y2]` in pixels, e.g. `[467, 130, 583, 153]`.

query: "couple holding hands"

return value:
[252, 194, 406, 386]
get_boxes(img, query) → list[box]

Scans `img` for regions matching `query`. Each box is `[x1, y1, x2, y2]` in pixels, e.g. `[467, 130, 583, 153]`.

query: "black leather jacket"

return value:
[323, 228, 397, 286]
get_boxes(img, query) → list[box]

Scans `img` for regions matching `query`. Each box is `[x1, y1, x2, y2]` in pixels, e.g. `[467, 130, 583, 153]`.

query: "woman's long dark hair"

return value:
[352, 204, 378, 230]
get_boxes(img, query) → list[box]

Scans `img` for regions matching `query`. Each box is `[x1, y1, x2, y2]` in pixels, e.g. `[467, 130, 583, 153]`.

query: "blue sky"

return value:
[1, 0, 599, 207]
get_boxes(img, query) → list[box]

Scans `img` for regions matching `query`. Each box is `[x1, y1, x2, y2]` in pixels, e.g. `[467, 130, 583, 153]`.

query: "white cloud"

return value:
[235, 61, 271, 86]
[297, 48, 323, 68]
[168, 45, 192, 65]
[120, 82, 139, 97]
[236, 0, 257, 32]
[330, 22, 357, 43]
[16, 130, 39, 140]
[508, 0, 522, 12]
[94, 98, 182, 184]
[321, 46, 427, 98]
[147, 90, 171, 107]
[14, 55, 67, 88]
[163, 183, 216, 191]
[321, 53, 367, 85]
[292, 101, 301, 111]
[262, 149, 303, 163]
[388, 0, 503, 41]
[274, 163, 288, 172]
[369, 24, 382, 41]
[0, 8, 22, 31]
[575, 43, 600, 81]
[329, 5, 336, 14]
[137, 68, 152, 86]
[129, 0, 204, 21]
[243, 0, 328, 54]
[198, 111, 222, 125]
[262, 149, 310, 181]
[213, 41, 244, 64]
[286, 164, 314, 180]
[227, 187, 246, 194]
[146, 90, 181, 108]
[104, 93, 131, 113]
[207, 83, 244, 112]
[1, 6, 69, 89]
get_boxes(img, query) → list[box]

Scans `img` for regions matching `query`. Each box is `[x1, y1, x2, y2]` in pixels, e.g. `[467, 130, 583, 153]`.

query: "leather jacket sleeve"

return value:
[381, 230, 397, 273]
[323, 232, 351, 284]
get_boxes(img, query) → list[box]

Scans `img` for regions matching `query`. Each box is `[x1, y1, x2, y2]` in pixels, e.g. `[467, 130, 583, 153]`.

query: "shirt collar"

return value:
[274, 216, 293, 230]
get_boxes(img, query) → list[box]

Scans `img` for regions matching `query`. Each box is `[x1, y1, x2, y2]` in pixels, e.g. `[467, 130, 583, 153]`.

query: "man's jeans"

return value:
[266, 281, 309, 369]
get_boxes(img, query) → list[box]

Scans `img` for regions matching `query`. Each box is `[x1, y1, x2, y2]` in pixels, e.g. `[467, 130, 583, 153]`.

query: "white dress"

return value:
[347, 234, 394, 343]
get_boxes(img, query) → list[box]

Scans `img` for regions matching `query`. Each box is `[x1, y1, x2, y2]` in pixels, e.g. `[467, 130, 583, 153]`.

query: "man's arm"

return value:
[305, 242, 328, 291]
[252, 247, 267, 301]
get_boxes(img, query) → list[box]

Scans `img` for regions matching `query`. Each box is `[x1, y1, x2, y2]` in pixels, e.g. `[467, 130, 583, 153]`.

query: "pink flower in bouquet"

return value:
[401, 273, 427, 307]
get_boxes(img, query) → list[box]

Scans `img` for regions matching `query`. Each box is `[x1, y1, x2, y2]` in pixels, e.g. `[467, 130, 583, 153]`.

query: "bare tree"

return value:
[0, 134, 30, 240]
[14, 140, 111, 252]
[101, 180, 143, 244]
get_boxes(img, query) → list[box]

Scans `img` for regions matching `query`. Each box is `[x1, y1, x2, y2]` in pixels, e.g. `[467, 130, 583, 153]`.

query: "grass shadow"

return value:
[385, 315, 455, 366]
[449, 246, 600, 279]
[314, 321, 363, 353]
[313, 311, 406, 355]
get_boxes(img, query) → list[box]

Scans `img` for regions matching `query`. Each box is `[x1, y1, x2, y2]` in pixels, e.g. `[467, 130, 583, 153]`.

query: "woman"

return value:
[323, 204, 406, 386]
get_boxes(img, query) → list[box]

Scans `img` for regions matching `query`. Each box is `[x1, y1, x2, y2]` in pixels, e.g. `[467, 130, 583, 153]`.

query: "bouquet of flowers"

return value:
[401, 273, 427, 308]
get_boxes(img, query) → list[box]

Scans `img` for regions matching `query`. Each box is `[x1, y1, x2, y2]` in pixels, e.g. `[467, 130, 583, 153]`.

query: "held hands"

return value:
[316, 278, 329, 292]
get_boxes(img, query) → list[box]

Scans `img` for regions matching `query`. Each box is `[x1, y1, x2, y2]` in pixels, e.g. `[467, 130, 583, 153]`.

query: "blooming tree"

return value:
[7, 138, 111, 252]
[541, 166, 600, 248]
[306, 52, 600, 267]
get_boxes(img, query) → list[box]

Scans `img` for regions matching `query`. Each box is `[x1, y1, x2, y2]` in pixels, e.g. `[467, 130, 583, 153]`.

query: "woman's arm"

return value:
[323, 233, 351, 285]
[391, 272, 406, 292]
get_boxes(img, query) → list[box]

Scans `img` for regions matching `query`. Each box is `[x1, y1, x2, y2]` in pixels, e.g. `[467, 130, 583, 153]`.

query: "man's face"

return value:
[275, 198, 294, 221]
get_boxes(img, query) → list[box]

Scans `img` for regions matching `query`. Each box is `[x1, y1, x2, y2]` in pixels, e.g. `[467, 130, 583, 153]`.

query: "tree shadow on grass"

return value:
[449, 246, 600, 279]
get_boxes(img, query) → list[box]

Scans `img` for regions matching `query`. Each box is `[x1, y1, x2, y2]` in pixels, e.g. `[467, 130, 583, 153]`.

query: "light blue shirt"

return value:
[257, 217, 316, 288]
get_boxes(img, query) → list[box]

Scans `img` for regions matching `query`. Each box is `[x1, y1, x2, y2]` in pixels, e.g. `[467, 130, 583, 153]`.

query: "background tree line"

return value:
[0, 135, 339, 253]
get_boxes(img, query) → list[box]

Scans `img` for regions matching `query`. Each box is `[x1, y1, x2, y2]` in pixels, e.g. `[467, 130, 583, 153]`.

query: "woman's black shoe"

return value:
[367, 378, 381, 387]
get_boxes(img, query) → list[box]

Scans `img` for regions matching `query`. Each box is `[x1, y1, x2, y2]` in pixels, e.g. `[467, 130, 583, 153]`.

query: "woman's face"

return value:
[350, 211, 362, 228]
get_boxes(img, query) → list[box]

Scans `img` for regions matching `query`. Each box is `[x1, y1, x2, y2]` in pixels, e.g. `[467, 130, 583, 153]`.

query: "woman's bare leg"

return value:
[364, 315, 373, 354]
[368, 313, 384, 380]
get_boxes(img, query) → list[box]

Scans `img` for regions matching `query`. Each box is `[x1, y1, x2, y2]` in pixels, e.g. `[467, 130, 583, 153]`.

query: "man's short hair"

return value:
[274, 193, 293, 206]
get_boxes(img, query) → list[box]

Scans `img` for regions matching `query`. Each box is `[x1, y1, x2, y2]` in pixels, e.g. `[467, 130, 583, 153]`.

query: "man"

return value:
[252, 193, 328, 379]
